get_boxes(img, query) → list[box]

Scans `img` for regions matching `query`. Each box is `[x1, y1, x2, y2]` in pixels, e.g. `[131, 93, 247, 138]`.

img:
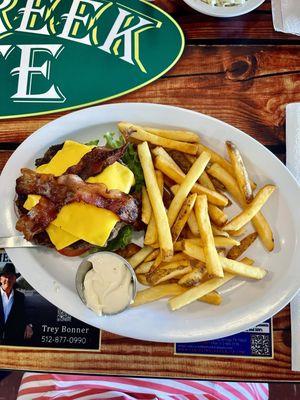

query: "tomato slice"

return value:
[58, 243, 92, 257]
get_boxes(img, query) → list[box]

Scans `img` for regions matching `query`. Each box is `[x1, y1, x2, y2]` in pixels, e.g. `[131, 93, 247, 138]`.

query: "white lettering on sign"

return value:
[0, 1, 161, 72]
[0, 44, 65, 103]
[16, 0, 49, 35]
[0, 0, 16, 35]
[59, 0, 105, 45]
[99, 7, 155, 69]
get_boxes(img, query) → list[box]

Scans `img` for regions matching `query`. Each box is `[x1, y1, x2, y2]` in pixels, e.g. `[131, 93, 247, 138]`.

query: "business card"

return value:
[175, 319, 273, 359]
[0, 250, 101, 351]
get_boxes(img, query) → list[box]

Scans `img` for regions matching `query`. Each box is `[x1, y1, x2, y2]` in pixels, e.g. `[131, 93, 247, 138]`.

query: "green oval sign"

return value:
[0, 0, 184, 119]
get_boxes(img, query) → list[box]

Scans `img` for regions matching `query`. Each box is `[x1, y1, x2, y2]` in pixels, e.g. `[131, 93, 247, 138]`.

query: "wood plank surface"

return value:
[0, 0, 300, 382]
[1, 45, 299, 146]
[0, 323, 298, 381]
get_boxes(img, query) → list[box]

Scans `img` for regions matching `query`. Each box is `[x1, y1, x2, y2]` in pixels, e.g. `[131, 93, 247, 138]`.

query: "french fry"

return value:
[167, 152, 211, 227]
[214, 236, 241, 247]
[119, 122, 198, 155]
[197, 143, 234, 175]
[133, 284, 221, 307]
[173, 239, 191, 251]
[227, 232, 258, 260]
[149, 242, 159, 249]
[174, 242, 184, 251]
[208, 204, 228, 226]
[144, 249, 160, 262]
[159, 260, 191, 271]
[152, 147, 183, 174]
[170, 184, 179, 194]
[137, 274, 150, 286]
[252, 212, 275, 251]
[148, 262, 192, 286]
[142, 187, 152, 224]
[144, 217, 157, 245]
[133, 283, 184, 306]
[161, 252, 189, 264]
[208, 163, 243, 203]
[178, 267, 204, 287]
[183, 241, 267, 280]
[143, 127, 200, 143]
[172, 183, 227, 228]
[221, 257, 266, 280]
[227, 227, 246, 237]
[169, 273, 233, 311]
[135, 261, 154, 274]
[207, 163, 274, 251]
[198, 171, 227, 228]
[199, 171, 215, 191]
[155, 156, 228, 207]
[149, 252, 189, 275]
[226, 141, 253, 203]
[184, 237, 240, 248]
[144, 170, 165, 245]
[171, 193, 197, 242]
[195, 195, 224, 278]
[223, 185, 276, 231]
[240, 257, 254, 265]
[127, 246, 154, 268]
[197, 143, 256, 191]
[187, 210, 200, 236]
[201, 291, 222, 305]
[155, 169, 164, 193]
[150, 253, 163, 272]
[211, 225, 229, 238]
[138, 142, 173, 260]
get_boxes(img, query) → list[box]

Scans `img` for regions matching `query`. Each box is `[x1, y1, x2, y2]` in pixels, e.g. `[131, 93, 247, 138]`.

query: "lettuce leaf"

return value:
[85, 139, 99, 146]
[104, 132, 125, 149]
[122, 143, 145, 192]
[105, 225, 133, 251]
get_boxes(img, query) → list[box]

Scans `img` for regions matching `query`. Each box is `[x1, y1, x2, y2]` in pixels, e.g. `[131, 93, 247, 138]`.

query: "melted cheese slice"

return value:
[36, 140, 94, 176]
[23, 140, 134, 250]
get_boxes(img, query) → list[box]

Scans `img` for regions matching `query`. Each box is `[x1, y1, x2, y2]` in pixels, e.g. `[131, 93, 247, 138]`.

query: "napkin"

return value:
[272, 0, 300, 36]
[286, 103, 300, 371]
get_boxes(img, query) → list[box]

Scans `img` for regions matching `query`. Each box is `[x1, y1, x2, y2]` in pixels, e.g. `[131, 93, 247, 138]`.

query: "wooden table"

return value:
[1, 0, 300, 381]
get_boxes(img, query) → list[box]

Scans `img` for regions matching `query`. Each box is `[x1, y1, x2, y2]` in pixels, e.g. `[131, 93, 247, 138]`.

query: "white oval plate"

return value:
[183, 0, 265, 18]
[1, 103, 300, 343]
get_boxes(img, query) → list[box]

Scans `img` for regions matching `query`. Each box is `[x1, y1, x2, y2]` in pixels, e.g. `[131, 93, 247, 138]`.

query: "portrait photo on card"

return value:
[0, 250, 101, 351]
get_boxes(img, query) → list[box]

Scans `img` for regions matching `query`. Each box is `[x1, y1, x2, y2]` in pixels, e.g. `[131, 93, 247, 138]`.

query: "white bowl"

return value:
[183, 0, 265, 18]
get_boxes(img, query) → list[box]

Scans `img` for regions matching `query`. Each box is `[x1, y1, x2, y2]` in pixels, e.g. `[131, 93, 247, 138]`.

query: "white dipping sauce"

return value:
[83, 253, 133, 315]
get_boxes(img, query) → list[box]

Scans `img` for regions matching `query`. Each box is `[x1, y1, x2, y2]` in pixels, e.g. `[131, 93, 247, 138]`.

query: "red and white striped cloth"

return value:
[17, 373, 269, 400]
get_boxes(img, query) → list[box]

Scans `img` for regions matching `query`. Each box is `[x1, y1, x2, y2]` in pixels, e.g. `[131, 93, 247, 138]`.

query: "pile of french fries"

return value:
[118, 122, 277, 311]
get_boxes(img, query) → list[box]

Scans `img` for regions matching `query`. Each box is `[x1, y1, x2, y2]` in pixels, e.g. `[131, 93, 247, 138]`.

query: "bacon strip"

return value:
[16, 197, 58, 241]
[16, 169, 138, 240]
[65, 145, 127, 180]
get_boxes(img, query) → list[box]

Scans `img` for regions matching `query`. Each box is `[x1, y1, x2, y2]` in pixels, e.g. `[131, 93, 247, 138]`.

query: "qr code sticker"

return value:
[57, 308, 72, 322]
[251, 334, 271, 356]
